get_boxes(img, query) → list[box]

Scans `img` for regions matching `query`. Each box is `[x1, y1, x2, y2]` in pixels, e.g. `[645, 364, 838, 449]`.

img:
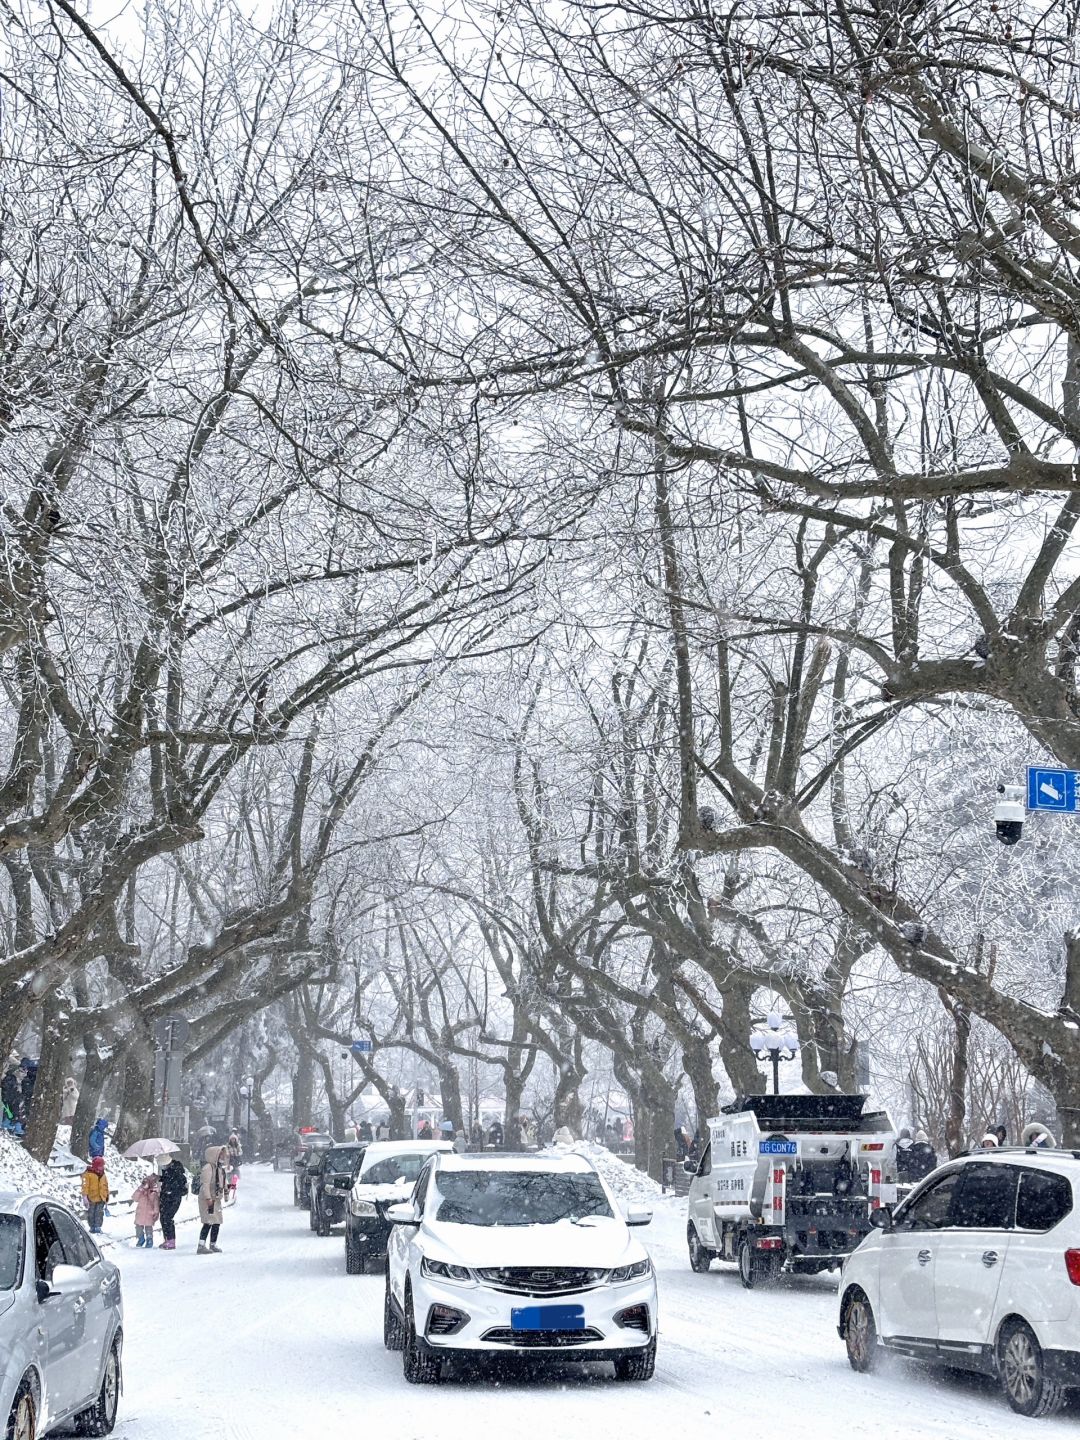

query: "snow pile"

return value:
[0, 1130, 80, 1202]
[551, 1140, 665, 1206]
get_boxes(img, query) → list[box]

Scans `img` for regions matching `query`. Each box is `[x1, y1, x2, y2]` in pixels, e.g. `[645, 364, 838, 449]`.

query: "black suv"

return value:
[309, 1143, 367, 1235]
[292, 1133, 333, 1208]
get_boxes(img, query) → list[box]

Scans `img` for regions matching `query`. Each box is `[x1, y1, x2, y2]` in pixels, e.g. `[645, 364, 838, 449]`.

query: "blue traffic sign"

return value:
[350, 1039, 373, 1056]
[1027, 767, 1080, 812]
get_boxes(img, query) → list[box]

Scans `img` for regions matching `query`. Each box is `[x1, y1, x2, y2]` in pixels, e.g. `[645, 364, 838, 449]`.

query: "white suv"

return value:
[384, 1152, 657, 1383]
[838, 1149, 1080, 1417]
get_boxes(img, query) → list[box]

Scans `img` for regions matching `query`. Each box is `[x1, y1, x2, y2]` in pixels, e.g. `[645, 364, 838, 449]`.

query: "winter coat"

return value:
[60, 1080, 79, 1124]
[158, 1160, 189, 1211]
[88, 1119, 108, 1159]
[81, 1169, 109, 1204]
[199, 1146, 228, 1226]
[133, 1176, 161, 1227]
[19, 1063, 36, 1111]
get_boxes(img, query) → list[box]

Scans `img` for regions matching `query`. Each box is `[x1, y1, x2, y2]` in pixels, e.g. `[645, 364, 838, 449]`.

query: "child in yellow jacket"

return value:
[81, 1157, 109, 1233]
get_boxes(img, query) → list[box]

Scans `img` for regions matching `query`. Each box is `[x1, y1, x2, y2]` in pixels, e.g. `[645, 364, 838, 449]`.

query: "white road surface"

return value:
[105, 1166, 1079, 1440]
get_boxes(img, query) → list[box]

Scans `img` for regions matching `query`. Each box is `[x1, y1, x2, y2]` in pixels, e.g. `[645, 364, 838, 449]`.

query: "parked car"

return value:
[384, 1151, 656, 1384]
[309, 1144, 367, 1236]
[0, 1191, 123, 1439]
[292, 1132, 332, 1209]
[838, 1149, 1080, 1417]
[345, 1141, 453, 1274]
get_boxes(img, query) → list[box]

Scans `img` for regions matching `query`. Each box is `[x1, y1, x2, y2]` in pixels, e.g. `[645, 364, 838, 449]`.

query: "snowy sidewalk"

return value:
[105, 1166, 1079, 1440]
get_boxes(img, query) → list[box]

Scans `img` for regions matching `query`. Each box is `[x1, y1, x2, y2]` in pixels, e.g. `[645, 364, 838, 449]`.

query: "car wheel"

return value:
[402, 1288, 441, 1384]
[843, 1291, 879, 1374]
[687, 1224, 712, 1274]
[5, 1381, 36, 1440]
[998, 1318, 1067, 1418]
[345, 1229, 362, 1275]
[73, 1338, 121, 1437]
[613, 1338, 656, 1382]
[384, 1274, 406, 1351]
[737, 1238, 760, 1289]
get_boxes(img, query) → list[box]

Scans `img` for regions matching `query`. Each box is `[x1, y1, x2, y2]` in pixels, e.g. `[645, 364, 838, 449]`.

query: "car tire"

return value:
[402, 1288, 441, 1384]
[843, 1290, 879, 1374]
[613, 1339, 656, 1382]
[345, 1229, 362, 1275]
[737, 1237, 761, 1289]
[998, 1318, 1067, 1418]
[687, 1224, 712, 1274]
[73, 1338, 121, 1437]
[5, 1380, 36, 1440]
[384, 1274, 407, 1351]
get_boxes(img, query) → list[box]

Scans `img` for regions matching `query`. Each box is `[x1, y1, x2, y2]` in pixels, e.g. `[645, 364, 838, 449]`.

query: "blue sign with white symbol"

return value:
[1026, 767, 1080, 812]
[350, 1039, 373, 1056]
[759, 1139, 798, 1155]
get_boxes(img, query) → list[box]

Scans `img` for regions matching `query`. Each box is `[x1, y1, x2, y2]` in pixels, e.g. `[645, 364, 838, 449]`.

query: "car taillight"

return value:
[1065, 1250, 1080, 1286]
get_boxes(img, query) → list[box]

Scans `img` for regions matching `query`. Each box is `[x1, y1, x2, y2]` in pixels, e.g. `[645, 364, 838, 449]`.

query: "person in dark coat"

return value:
[87, 1117, 108, 1159]
[0, 1065, 20, 1130]
[19, 1058, 37, 1121]
[157, 1156, 189, 1250]
[907, 1130, 938, 1180]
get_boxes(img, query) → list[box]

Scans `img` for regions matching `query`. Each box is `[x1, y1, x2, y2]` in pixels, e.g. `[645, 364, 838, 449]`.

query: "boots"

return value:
[197, 1242, 209, 1254]
[158, 1238, 175, 1249]
[209, 1243, 222, 1253]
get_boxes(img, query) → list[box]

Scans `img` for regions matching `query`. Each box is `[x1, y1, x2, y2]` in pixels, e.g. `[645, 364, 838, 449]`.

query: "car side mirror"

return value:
[683, 1160, 697, 1175]
[386, 1201, 419, 1225]
[41, 1264, 86, 1299]
[625, 1207, 653, 1227]
[869, 1207, 893, 1231]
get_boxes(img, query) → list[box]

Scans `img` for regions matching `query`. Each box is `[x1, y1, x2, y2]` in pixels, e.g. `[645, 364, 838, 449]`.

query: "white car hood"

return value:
[428, 1215, 644, 1270]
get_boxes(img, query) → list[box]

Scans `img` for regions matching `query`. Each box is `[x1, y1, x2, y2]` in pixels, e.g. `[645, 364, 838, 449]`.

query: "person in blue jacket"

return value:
[88, 1117, 108, 1159]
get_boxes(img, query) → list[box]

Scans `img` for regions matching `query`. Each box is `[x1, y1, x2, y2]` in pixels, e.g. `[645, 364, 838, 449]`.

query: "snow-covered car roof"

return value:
[434, 1151, 599, 1175]
[0, 1191, 65, 1216]
[358, 1140, 453, 1164]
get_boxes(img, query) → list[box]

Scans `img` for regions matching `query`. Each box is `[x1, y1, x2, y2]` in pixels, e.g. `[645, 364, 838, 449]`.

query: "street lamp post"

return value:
[750, 1012, 800, 1095]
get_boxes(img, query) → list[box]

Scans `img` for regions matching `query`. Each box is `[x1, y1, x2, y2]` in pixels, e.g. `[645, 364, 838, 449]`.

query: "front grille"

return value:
[475, 1267, 606, 1295]
[481, 1327, 604, 1348]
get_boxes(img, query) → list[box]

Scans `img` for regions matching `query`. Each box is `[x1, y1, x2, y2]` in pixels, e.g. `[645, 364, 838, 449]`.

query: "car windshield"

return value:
[0, 1214, 24, 1290]
[434, 1170, 614, 1226]
[326, 1149, 364, 1174]
[359, 1154, 430, 1186]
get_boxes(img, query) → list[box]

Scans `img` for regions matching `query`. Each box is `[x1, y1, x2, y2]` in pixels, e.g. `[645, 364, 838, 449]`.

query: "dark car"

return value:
[309, 1144, 367, 1235]
[292, 1132, 333, 1208]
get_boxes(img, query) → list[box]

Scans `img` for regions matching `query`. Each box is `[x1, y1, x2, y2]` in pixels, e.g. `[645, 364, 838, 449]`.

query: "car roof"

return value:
[955, 1148, 1080, 1176]
[434, 1151, 599, 1175]
[0, 1192, 67, 1216]
[359, 1140, 454, 1161]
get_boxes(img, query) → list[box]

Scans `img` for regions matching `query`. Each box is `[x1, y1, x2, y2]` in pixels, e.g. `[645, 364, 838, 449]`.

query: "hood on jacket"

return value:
[91, 1118, 108, 1133]
[205, 1145, 228, 1165]
[90, 1157, 105, 1174]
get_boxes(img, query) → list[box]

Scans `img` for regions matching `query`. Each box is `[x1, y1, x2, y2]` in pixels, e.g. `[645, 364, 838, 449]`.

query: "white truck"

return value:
[686, 1094, 898, 1287]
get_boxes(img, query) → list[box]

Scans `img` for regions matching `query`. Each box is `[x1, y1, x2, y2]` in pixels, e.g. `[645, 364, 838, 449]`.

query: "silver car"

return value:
[0, 1192, 123, 1439]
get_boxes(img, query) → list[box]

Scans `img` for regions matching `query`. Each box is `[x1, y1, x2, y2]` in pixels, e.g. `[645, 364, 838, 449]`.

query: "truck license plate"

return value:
[511, 1304, 585, 1332]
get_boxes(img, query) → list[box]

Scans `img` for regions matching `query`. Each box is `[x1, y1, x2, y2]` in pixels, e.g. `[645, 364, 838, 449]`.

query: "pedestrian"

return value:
[979, 1131, 999, 1149]
[157, 1155, 189, 1250]
[994, 1124, 1008, 1147]
[60, 1077, 79, 1125]
[909, 1130, 937, 1179]
[87, 1117, 108, 1159]
[18, 1058, 37, 1124]
[488, 1119, 503, 1148]
[375, 1117, 391, 1141]
[674, 1126, 689, 1161]
[193, 1123, 216, 1167]
[417, 1118, 432, 1140]
[357, 1119, 373, 1143]
[1, 1064, 20, 1132]
[197, 1144, 228, 1253]
[82, 1156, 109, 1234]
[439, 1119, 455, 1139]
[1021, 1121, 1057, 1148]
[132, 1172, 160, 1248]
[452, 1129, 468, 1154]
[227, 1129, 243, 1170]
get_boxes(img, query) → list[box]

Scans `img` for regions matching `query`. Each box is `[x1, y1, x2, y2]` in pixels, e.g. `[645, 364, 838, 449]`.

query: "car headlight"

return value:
[351, 1199, 377, 1216]
[421, 1257, 472, 1284]
[609, 1259, 651, 1283]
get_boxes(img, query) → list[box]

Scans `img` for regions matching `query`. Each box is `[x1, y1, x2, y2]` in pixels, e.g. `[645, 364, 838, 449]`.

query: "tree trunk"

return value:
[291, 1048, 314, 1130]
[387, 1089, 407, 1141]
[943, 997, 971, 1159]
[113, 1040, 155, 1153]
[681, 1034, 718, 1135]
[553, 1058, 585, 1136]
[24, 994, 72, 1162]
[70, 1048, 109, 1158]
[715, 978, 763, 1095]
[437, 1060, 464, 1133]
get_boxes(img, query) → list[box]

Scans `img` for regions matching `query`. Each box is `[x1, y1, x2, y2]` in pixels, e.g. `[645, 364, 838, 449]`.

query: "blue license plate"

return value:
[511, 1304, 585, 1332]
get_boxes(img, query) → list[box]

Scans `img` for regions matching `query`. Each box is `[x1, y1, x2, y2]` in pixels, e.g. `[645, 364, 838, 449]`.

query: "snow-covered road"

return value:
[106, 1166, 1078, 1440]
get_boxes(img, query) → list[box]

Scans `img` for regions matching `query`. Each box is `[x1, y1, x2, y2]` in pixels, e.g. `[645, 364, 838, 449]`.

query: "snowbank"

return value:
[55, 1126, 153, 1197]
[547, 1139, 665, 1207]
[0, 1130, 80, 1202]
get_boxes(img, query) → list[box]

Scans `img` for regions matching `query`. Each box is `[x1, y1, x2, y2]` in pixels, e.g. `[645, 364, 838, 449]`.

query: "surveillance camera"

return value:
[994, 784, 1024, 845]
